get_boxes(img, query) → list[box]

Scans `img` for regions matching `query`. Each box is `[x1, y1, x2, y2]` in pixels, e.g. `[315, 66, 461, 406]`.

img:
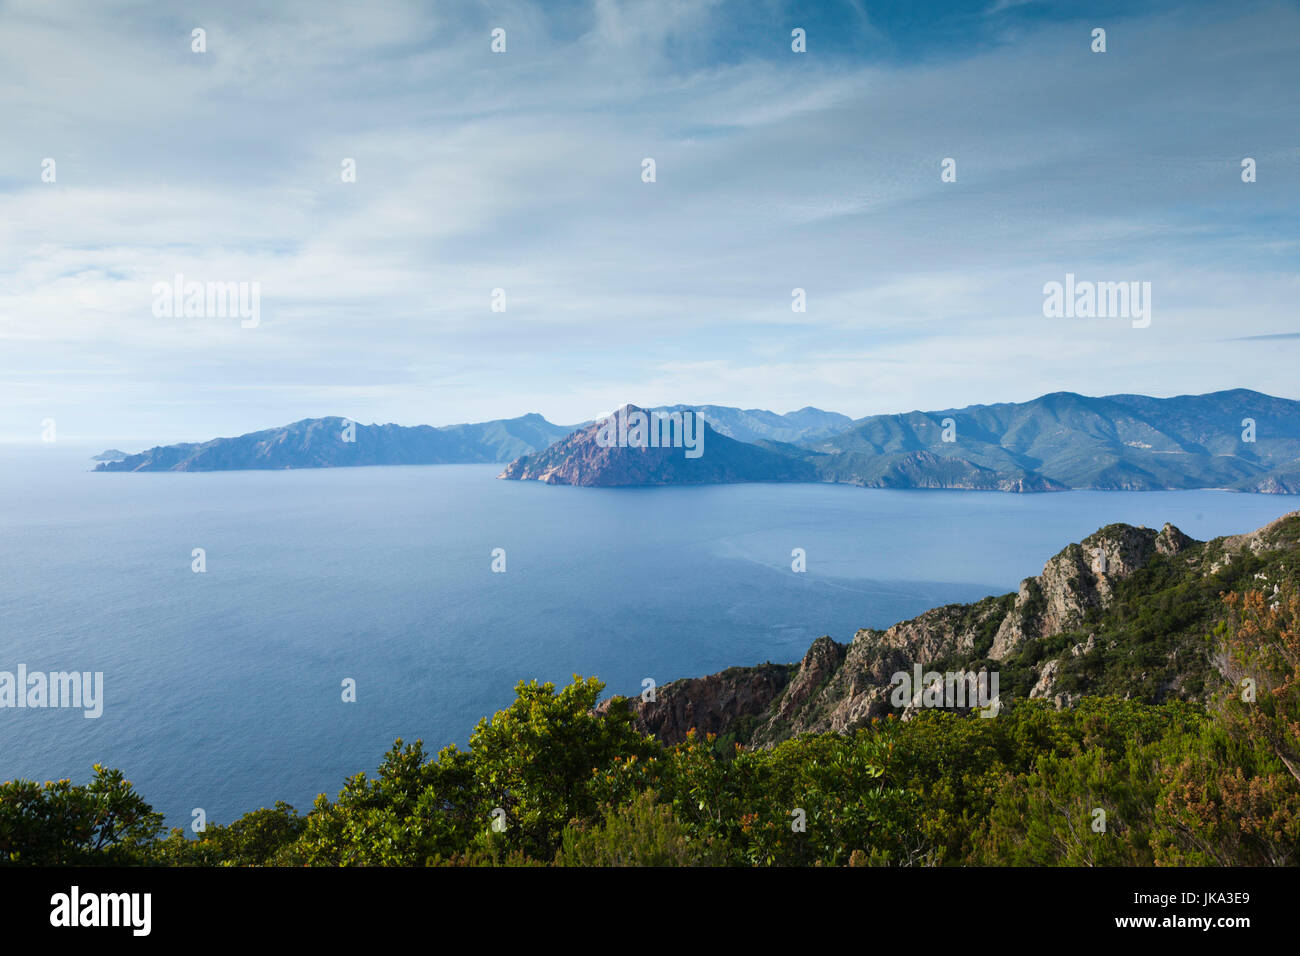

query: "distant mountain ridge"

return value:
[95, 390, 1300, 491]
[93, 404, 850, 473]
[501, 389, 1300, 493]
[805, 389, 1300, 493]
[95, 413, 577, 472]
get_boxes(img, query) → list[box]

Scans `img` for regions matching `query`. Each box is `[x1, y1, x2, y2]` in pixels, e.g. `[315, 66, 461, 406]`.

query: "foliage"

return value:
[0, 765, 163, 865]
[466, 676, 657, 859]
[555, 791, 723, 866]
[152, 803, 305, 866]
[1151, 583, 1300, 865]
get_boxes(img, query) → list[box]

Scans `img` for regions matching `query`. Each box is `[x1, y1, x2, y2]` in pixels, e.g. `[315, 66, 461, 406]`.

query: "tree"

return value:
[294, 739, 476, 865]
[466, 676, 656, 859]
[151, 803, 304, 866]
[0, 765, 163, 865]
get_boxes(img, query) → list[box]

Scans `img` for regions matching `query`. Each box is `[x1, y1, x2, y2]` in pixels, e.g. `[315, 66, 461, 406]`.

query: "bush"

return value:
[555, 792, 723, 866]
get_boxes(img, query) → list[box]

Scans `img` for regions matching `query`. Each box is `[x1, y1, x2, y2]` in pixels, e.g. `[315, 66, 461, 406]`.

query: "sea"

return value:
[1, 442, 1294, 827]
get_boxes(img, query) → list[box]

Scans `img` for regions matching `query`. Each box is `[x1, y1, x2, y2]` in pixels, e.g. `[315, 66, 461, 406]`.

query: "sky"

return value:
[1, 0, 1297, 443]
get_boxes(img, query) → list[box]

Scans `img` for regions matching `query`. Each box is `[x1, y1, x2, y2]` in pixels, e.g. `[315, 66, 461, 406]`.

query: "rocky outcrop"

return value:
[594, 663, 794, 742]
[772, 638, 846, 718]
[1221, 511, 1300, 556]
[988, 522, 1193, 660]
[1029, 659, 1064, 703]
[606, 513, 1300, 747]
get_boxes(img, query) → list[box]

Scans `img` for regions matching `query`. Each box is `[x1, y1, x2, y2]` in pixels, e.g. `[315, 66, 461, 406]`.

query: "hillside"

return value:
[605, 509, 1300, 747]
[816, 389, 1300, 492]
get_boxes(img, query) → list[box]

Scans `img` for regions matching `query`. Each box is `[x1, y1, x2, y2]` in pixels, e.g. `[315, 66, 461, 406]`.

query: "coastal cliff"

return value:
[602, 511, 1300, 746]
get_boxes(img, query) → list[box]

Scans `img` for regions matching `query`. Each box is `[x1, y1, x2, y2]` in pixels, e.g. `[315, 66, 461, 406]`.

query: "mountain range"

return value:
[501, 390, 1300, 493]
[96, 390, 1300, 493]
[95, 414, 576, 472]
[801, 389, 1300, 492]
[92, 406, 849, 472]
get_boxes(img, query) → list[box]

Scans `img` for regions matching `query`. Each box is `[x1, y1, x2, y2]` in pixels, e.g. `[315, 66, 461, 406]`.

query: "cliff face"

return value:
[607, 511, 1300, 747]
[594, 664, 796, 741]
[986, 521, 1195, 659]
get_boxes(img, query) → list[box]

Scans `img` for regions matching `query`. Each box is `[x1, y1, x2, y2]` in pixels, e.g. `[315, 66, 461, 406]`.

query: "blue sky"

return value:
[1, 0, 1297, 443]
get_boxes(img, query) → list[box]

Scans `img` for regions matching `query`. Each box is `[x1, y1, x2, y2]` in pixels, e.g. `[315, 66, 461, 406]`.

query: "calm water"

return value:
[1, 443, 1295, 826]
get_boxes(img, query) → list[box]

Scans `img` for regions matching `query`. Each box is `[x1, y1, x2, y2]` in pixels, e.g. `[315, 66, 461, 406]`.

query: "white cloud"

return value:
[0, 0, 1297, 441]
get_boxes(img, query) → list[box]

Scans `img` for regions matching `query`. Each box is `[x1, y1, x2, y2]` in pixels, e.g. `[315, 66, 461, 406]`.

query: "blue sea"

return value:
[1, 443, 1295, 827]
